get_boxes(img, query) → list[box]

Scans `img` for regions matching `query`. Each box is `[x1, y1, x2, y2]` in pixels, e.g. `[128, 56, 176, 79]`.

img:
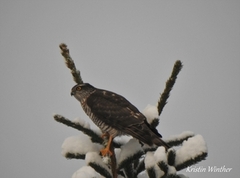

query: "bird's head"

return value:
[71, 83, 96, 100]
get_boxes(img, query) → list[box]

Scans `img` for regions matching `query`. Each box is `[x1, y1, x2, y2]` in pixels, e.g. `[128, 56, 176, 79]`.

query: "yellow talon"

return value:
[100, 148, 113, 156]
[101, 133, 113, 156]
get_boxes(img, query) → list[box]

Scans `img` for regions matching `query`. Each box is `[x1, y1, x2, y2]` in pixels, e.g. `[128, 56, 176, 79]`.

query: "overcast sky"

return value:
[1, 1, 239, 178]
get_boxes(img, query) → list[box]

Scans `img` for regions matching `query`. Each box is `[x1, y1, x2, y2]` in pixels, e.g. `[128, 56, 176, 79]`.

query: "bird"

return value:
[71, 83, 170, 156]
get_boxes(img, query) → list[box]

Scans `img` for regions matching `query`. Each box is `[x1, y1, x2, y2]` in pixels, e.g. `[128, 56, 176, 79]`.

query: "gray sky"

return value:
[0, 1, 239, 178]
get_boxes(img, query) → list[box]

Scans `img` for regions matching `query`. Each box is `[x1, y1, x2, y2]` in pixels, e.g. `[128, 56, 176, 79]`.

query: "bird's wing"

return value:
[86, 89, 145, 126]
[86, 89, 161, 145]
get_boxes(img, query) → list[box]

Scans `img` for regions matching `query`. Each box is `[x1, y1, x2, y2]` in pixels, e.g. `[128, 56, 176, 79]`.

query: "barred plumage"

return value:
[71, 83, 170, 150]
[76, 89, 123, 137]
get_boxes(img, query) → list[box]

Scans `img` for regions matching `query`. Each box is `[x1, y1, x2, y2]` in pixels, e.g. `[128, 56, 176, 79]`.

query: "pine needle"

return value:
[158, 60, 183, 116]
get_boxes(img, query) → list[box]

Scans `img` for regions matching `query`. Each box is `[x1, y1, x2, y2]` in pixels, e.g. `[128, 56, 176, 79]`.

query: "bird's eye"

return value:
[76, 86, 81, 91]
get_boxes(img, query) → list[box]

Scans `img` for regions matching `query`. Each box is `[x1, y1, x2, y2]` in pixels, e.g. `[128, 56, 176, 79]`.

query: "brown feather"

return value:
[72, 83, 170, 149]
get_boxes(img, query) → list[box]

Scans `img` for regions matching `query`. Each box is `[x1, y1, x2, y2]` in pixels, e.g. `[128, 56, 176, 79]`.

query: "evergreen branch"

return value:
[112, 141, 122, 148]
[165, 131, 195, 147]
[118, 171, 125, 178]
[135, 159, 145, 176]
[118, 150, 144, 171]
[143, 146, 157, 153]
[64, 153, 85, 160]
[117, 139, 144, 174]
[86, 152, 113, 178]
[146, 167, 157, 178]
[150, 118, 160, 129]
[145, 151, 163, 178]
[167, 149, 176, 166]
[59, 43, 83, 84]
[175, 152, 208, 171]
[174, 135, 208, 171]
[133, 158, 139, 170]
[53, 114, 103, 144]
[53, 114, 123, 149]
[158, 60, 183, 116]
[123, 164, 135, 178]
[157, 161, 168, 174]
[165, 174, 182, 178]
[89, 162, 112, 178]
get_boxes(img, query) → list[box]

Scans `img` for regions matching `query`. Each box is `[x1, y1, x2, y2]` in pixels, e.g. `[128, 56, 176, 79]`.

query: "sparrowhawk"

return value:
[71, 83, 169, 155]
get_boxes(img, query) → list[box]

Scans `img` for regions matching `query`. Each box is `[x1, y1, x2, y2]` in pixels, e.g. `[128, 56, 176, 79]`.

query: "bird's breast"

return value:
[81, 103, 123, 137]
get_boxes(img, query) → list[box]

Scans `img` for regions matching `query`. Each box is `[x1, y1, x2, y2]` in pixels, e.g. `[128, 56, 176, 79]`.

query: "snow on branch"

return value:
[72, 166, 104, 178]
[165, 131, 195, 147]
[142, 104, 159, 128]
[118, 138, 144, 173]
[141, 131, 195, 153]
[55, 112, 208, 177]
[145, 151, 164, 178]
[135, 159, 145, 177]
[86, 152, 112, 178]
[174, 135, 208, 171]
[53, 114, 122, 149]
[53, 114, 103, 144]
[62, 134, 102, 159]
[154, 147, 169, 174]
[144, 147, 184, 178]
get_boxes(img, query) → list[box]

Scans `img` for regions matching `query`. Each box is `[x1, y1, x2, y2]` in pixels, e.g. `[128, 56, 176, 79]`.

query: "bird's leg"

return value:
[101, 133, 117, 178]
[101, 133, 113, 156]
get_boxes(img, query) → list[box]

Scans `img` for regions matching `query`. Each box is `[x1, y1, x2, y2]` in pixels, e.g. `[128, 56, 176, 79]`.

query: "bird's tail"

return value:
[152, 135, 170, 150]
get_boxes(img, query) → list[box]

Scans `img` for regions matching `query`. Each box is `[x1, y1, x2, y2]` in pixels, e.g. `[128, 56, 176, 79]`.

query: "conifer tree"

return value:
[54, 43, 208, 178]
